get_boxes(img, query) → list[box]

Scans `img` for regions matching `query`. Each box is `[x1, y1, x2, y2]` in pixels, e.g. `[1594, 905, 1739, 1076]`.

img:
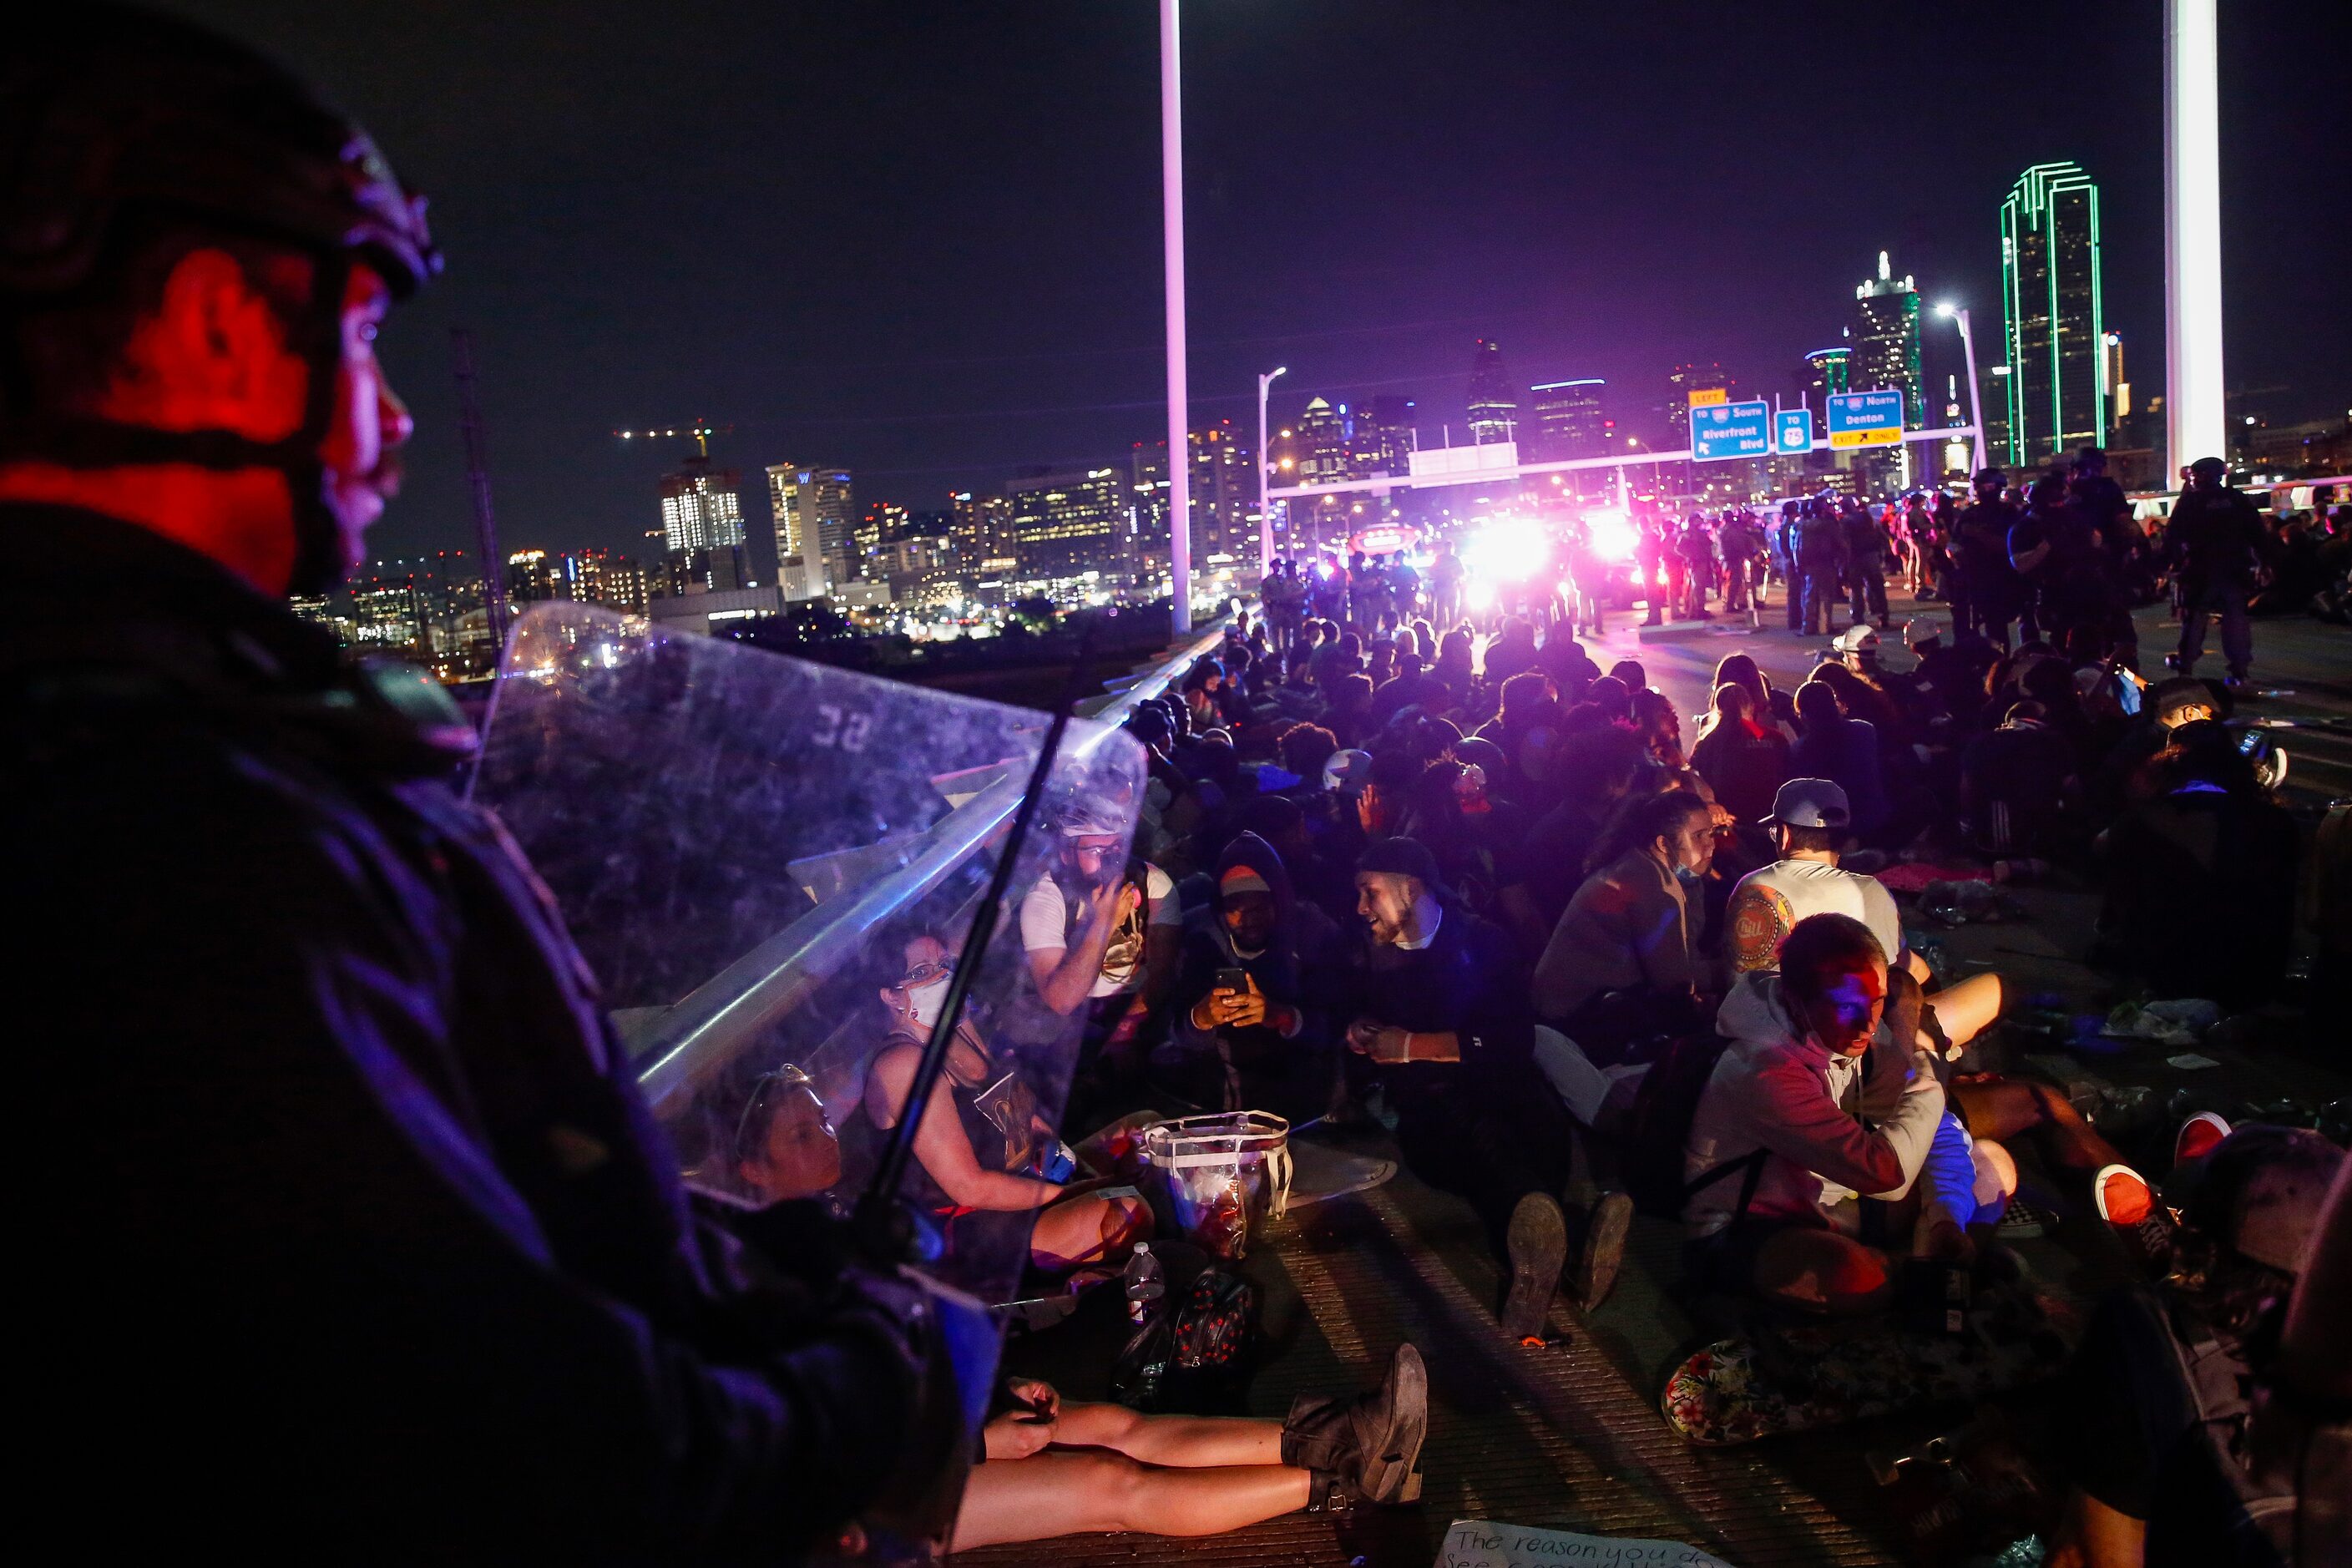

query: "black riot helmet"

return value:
[2, 5, 441, 591]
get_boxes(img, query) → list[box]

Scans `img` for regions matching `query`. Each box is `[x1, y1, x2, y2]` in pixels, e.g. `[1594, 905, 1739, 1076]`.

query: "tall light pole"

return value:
[1935, 303, 1985, 477]
[1256, 365, 1287, 576]
[2165, 0, 2226, 482]
[1159, 0, 1192, 639]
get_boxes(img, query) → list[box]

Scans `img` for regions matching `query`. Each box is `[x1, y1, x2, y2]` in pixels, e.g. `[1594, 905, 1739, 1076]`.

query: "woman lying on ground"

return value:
[951, 1350, 1428, 1550]
[860, 933, 1151, 1273]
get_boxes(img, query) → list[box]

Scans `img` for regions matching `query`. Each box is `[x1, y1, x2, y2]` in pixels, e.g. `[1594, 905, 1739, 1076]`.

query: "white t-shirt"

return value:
[1726, 857, 1903, 974]
[1019, 862, 1180, 998]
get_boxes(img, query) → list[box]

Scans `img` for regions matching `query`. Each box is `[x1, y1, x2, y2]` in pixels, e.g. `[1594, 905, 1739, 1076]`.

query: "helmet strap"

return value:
[0, 245, 356, 596]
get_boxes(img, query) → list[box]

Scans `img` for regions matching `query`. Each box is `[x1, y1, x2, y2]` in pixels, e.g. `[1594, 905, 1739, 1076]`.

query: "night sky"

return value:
[162, 0, 2351, 571]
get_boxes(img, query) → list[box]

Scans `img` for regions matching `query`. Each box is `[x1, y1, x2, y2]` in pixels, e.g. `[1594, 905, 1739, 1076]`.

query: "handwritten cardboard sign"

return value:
[1437, 1518, 1735, 1568]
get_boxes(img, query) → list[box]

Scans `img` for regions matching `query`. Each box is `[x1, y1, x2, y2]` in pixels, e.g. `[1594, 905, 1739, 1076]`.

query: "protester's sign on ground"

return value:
[1436, 1518, 1736, 1568]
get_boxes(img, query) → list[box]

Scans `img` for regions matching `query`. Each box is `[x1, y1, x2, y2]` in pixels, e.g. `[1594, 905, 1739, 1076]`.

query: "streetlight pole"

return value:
[1257, 365, 1287, 577]
[1159, 0, 1191, 640]
[1937, 304, 1985, 477]
[2165, 0, 2225, 482]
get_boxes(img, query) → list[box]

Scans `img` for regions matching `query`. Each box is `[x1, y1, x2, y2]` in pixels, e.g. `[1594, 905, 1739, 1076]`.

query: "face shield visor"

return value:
[476, 603, 1146, 1557]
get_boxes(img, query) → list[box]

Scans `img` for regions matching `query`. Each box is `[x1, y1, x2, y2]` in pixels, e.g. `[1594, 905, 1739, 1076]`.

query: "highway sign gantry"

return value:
[1692, 399, 1772, 462]
[1826, 389, 1905, 449]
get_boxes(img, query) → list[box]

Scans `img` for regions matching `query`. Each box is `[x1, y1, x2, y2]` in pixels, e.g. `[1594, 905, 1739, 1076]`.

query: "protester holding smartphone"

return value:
[1171, 832, 1339, 1120]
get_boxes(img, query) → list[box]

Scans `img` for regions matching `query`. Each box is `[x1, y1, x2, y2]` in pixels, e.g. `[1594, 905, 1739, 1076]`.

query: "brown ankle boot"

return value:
[1279, 1343, 1428, 1506]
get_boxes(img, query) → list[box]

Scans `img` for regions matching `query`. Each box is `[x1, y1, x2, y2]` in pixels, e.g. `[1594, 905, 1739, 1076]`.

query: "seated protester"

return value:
[1308, 629, 1363, 697]
[1237, 792, 1357, 933]
[1020, 801, 1183, 1099]
[1430, 627, 1479, 711]
[1474, 670, 1563, 809]
[1631, 686, 1742, 843]
[1320, 671, 1375, 749]
[2092, 675, 2215, 817]
[1399, 756, 1542, 955]
[1789, 678, 1890, 842]
[1328, 838, 1623, 1332]
[2094, 722, 2298, 1010]
[1821, 633, 1913, 736]
[1725, 780, 1906, 976]
[1630, 687, 1690, 772]
[1449, 735, 1537, 913]
[1520, 722, 1651, 928]
[1275, 721, 1340, 795]
[1906, 617, 1993, 736]
[1124, 706, 1188, 867]
[1353, 747, 1420, 842]
[1959, 700, 2081, 871]
[1838, 624, 1951, 742]
[953, 1352, 1428, 1549]
[1535, 631, 1602, 695]
[1530, 787, 1720, 1061]
[1180, 658, 1227, 734]
[1607, 658, 1649, 694]
[1172, 832, 1338, 1121]
[2049, 1126, 2343, 1568]
[1584, 675, 1634, 724]
[1713, 651, 1798, 739]
[1684, 915, 2014, 1313]
[2071, 663, 2139, 792]
[1688, 682, 1793, 827]
[1812, 657, 1932, 842]
[731, 1065, 844, 1209]
[1369, 650, 1449, 726]
[1482, 616, 1539, 685]
[862, 934, 1153, 1272]
[1732, 789, 2164, 1231]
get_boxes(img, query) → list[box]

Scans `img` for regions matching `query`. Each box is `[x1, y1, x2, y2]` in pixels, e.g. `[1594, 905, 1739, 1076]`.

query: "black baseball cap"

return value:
[1356, 836, 1441, 889]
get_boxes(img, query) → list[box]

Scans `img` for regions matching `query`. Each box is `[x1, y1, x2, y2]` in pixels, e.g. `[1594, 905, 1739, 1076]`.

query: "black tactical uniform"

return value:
[14, 511, 928, 1559]
[9, 11, 926, 1558]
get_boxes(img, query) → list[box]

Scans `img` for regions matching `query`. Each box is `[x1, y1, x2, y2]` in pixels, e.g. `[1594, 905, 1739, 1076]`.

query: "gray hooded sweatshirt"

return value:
[1682, 970, 1950, 1238]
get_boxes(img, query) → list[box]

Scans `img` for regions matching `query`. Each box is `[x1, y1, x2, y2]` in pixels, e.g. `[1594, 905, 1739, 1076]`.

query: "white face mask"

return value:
[907, 978, 948, 1029]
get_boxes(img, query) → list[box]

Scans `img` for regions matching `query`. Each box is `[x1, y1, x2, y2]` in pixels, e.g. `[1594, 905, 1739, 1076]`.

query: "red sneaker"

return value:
[2093, 1164, 2152, 1225]
[2174, 1111, 2231, 1169]
[2093, 1163, 2172, 1272]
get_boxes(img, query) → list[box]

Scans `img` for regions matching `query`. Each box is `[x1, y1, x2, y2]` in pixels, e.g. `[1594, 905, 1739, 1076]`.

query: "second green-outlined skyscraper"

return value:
[1999, 161, 2107, 466]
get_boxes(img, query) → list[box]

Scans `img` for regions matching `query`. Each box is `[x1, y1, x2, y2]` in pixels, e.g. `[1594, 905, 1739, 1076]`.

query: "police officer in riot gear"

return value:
[6, 11, 931, 1558]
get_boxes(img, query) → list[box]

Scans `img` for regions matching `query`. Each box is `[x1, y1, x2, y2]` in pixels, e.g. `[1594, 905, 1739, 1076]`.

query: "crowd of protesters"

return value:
[1019, 458, 2341, 1560]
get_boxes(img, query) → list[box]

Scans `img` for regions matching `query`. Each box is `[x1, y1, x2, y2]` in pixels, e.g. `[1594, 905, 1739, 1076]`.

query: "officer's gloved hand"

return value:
[831, 1261, 997, 1558]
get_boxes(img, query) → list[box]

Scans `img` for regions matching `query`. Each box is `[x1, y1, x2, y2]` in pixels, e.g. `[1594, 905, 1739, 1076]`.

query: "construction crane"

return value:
[449, 327, 508, 656]
[611, 420, 731, 457]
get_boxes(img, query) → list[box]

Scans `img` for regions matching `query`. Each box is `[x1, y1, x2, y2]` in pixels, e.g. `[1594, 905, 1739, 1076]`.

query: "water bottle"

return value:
[1122, 1242, 1164, 1325]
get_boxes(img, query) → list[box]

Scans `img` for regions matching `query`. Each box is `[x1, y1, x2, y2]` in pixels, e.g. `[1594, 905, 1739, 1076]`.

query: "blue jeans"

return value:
[2177, 579, 2251, 677]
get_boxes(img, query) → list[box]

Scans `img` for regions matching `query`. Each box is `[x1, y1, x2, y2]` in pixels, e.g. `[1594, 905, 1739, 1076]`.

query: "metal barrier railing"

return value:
[630, 617, 1235, 1113]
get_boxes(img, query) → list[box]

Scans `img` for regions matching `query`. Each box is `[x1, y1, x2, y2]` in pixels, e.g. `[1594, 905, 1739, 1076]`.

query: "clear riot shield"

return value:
[474, 602, 1146, 1317]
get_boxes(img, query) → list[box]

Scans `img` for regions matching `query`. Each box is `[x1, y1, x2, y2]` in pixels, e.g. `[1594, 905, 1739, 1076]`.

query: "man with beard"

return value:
[1331, 839, 1629, 1338]
[8, 11, 932, 1557]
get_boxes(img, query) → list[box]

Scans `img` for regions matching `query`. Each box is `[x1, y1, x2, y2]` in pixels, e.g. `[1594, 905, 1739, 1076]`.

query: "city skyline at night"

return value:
[149, 0, 2348, 571]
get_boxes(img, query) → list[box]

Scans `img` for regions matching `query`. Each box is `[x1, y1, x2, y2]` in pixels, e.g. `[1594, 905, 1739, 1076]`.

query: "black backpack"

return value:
[1112, 1251, 1259, 1414]
[1619, 1029, 1765, 1223]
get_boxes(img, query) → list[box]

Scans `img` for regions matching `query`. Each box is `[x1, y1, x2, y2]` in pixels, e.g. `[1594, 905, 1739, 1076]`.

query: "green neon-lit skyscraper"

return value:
[1999, 162, 2107, 467]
